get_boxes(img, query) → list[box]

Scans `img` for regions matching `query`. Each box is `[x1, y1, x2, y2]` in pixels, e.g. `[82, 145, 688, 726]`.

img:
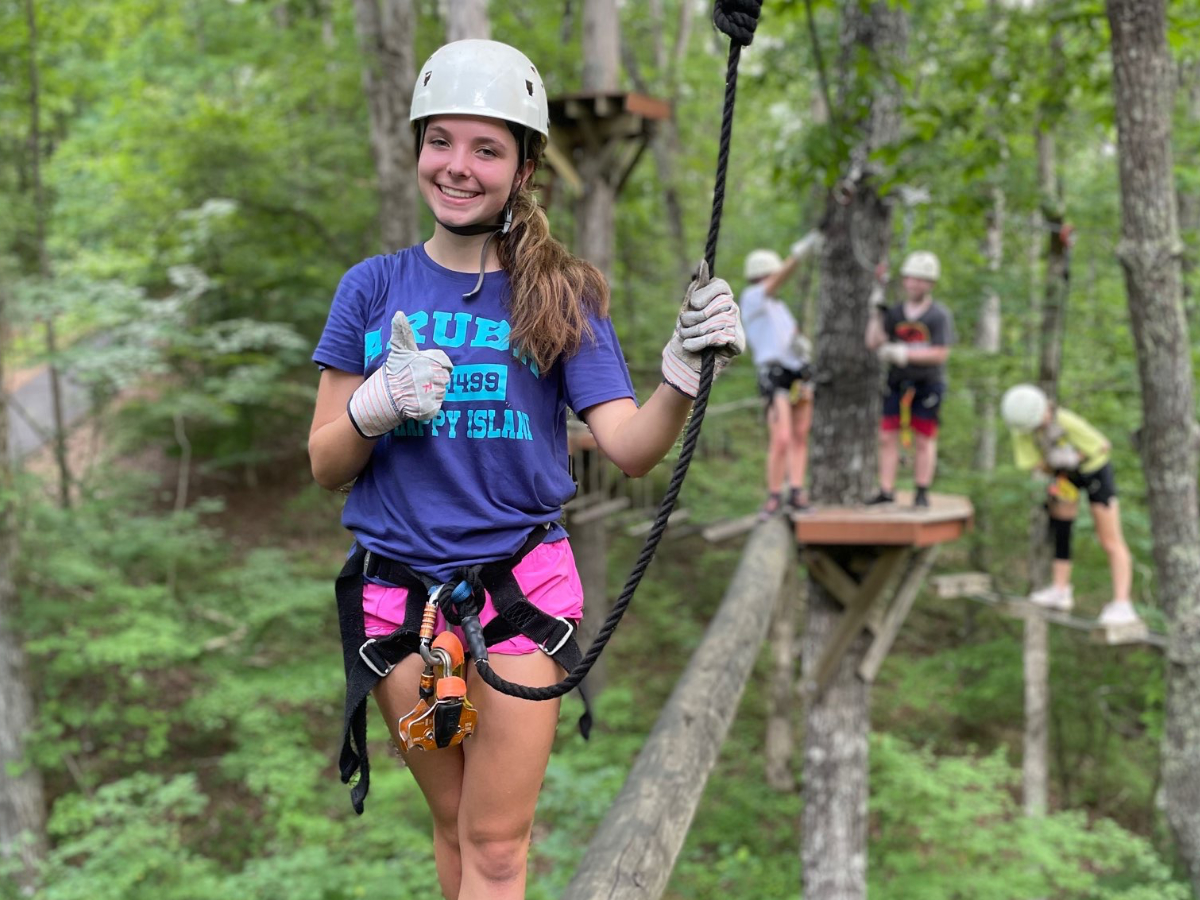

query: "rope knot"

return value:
[713, 0, 762, 46]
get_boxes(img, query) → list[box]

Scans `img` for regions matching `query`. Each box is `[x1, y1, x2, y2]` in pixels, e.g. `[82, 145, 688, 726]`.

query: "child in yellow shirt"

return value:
[1001, 384, 1141, 628]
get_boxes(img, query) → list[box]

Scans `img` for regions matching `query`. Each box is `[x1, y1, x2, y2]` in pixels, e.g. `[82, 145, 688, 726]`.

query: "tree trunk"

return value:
[353, 0, 420, 252]
[25, 0, 70, 509]
[573, 0, 622, 696]
[439, 0, 489, 42]
[635, 0, 694, 284]
[1179, 63, 1199, 318]
[1106, 1, 1200, 890]
[0, 275, 48, 892]
[802, 4, 906, 897]
[969, 186, 1004, 578]
[1022, 611, 1049, 817]
[575, 0, 620, 279]
[973, 187, 1003, 474]
[1023, 26, 1069, 816]
[581, 0, 619, 98]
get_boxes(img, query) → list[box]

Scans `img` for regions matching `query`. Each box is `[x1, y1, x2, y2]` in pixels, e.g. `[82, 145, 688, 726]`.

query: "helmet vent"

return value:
[525, 80, 534, 97]
[423, 71, 432, 86]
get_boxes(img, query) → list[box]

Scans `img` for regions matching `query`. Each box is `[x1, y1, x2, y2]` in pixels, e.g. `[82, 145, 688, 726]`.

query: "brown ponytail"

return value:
[495, 182, 611, 373]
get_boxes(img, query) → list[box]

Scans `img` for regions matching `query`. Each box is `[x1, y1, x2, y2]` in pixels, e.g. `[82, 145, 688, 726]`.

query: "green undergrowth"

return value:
[6, 446, 1186, 899]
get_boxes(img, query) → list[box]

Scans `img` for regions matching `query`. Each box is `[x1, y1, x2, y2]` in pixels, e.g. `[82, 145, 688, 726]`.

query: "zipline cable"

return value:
[470, 0, 763, 701]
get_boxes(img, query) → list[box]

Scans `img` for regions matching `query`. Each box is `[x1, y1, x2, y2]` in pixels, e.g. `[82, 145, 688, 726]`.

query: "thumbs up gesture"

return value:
[347, 311, 454, 438]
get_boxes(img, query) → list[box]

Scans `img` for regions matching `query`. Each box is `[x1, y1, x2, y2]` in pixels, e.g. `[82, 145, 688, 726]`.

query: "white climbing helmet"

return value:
[900, 250, 941, 283]
[745, 249, 783, 281]
[411, 40, 550, 141]
[1001, 383, 1049, 432]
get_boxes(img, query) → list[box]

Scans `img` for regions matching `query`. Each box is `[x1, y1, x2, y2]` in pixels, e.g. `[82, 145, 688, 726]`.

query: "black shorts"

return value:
[1066, 462, 1117, 506]
[881, 379, 945, 436]
[757, 363, 812, 399]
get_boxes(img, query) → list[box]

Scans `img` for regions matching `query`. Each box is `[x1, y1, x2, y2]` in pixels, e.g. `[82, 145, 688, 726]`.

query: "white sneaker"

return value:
[1029, 584, 1074, 611]
[1098, 601, 1141, 628]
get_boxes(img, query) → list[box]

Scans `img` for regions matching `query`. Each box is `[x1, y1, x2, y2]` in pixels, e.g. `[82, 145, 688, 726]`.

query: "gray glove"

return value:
[661, 261, 745, 398]
[347, 311, 453, 438]
[1046, 444, 1082, 472]
[790, 231, 823, 261]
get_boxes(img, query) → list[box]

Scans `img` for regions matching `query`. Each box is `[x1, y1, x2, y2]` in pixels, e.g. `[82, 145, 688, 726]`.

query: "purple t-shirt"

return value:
[313, 244, 636, 581]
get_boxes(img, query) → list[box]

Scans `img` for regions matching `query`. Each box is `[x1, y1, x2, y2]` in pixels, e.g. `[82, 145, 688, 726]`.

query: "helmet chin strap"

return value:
[438, 204, 513, 300]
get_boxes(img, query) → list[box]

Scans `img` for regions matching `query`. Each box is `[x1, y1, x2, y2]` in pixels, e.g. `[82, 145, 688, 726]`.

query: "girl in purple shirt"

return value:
[309, 40, 743, 899]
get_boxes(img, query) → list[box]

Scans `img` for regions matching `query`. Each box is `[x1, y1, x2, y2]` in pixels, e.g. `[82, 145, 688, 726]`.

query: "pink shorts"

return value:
[362, 538, 584, 656]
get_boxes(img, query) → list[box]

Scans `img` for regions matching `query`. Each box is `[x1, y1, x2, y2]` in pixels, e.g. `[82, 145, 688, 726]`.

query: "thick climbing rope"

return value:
[471, 0, 763, 701]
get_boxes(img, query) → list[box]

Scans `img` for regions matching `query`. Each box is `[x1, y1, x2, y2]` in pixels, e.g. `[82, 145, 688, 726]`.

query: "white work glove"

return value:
[790, 230, 823, 261]
[347, 311, 453, 438]
[877, 342, 908, 367]
[661, 261, 745, 399]
[1046, 444, 1082, 472]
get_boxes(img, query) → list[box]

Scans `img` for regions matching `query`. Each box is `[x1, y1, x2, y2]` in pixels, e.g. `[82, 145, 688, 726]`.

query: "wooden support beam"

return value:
[562, 518, 794, 900]
[624, 508, 690, 537]
[858, 545, 941, 682]
[543, 138, 583, 195]
[803, 547, 909, 699]
[930, 571, 993, 599]
[568, 496, 631, 525]
[702, 513, 758, 543]
[803, 549, 888, 635]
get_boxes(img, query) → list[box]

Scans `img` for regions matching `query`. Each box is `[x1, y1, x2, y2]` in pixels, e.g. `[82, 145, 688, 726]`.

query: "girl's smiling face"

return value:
[417, 115, 530, 230]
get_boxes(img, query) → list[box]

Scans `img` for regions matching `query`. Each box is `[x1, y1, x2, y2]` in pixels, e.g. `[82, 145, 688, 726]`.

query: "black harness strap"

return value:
[336, 544, 423, 814]
[337, 527, 591, 814]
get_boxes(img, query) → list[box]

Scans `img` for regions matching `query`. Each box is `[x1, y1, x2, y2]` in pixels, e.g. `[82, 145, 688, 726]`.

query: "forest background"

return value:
[2, 0, 1199, 897]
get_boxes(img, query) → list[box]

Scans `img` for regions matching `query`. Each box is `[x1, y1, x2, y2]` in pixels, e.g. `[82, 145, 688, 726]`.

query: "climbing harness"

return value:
[336, 0, 762, 813]
[336, 523, 589, 814]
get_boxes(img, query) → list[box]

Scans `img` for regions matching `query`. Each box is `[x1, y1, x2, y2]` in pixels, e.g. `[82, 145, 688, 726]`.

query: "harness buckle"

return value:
[539, 616, 574, 657]
[358, 638, 394, 679]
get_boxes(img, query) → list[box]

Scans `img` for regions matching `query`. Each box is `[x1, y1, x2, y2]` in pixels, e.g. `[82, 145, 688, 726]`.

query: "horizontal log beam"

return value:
[563, 518, 794, 900]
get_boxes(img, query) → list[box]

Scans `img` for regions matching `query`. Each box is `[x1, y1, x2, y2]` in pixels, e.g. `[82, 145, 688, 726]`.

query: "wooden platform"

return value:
[544, 90, 670, 197]
[793, 490, 974, 547]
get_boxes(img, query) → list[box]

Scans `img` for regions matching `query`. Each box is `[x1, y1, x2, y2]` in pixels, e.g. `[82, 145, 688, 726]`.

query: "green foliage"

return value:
[2, 0, 1195, 896]
[870, 734, 1188, 899]
[36, 774, 223, 900]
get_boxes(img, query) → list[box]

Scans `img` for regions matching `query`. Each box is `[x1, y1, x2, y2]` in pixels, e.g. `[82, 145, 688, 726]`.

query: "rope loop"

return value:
[713, 0, 762, 46]
[439, 569, 485, 625]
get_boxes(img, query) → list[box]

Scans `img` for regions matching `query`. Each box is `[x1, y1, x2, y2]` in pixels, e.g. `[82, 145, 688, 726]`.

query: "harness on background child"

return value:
[336, 523, 587, 814]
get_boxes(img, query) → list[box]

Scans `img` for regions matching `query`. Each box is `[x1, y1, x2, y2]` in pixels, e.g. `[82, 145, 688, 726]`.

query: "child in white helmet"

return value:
[1000, 383, 1141, 628]
[308, 40, 744, 898]
[864, 250, 955, 507]
[740, 232, 821, 519]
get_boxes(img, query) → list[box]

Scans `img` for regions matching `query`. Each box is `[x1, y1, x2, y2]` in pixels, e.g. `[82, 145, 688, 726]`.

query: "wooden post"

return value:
[572, 2, 622, 695]
[572, 509, 610, 694]
[562, 519, 793, 900]
[1023, 612, 1049, 817]
[352, 0, 419, 252]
